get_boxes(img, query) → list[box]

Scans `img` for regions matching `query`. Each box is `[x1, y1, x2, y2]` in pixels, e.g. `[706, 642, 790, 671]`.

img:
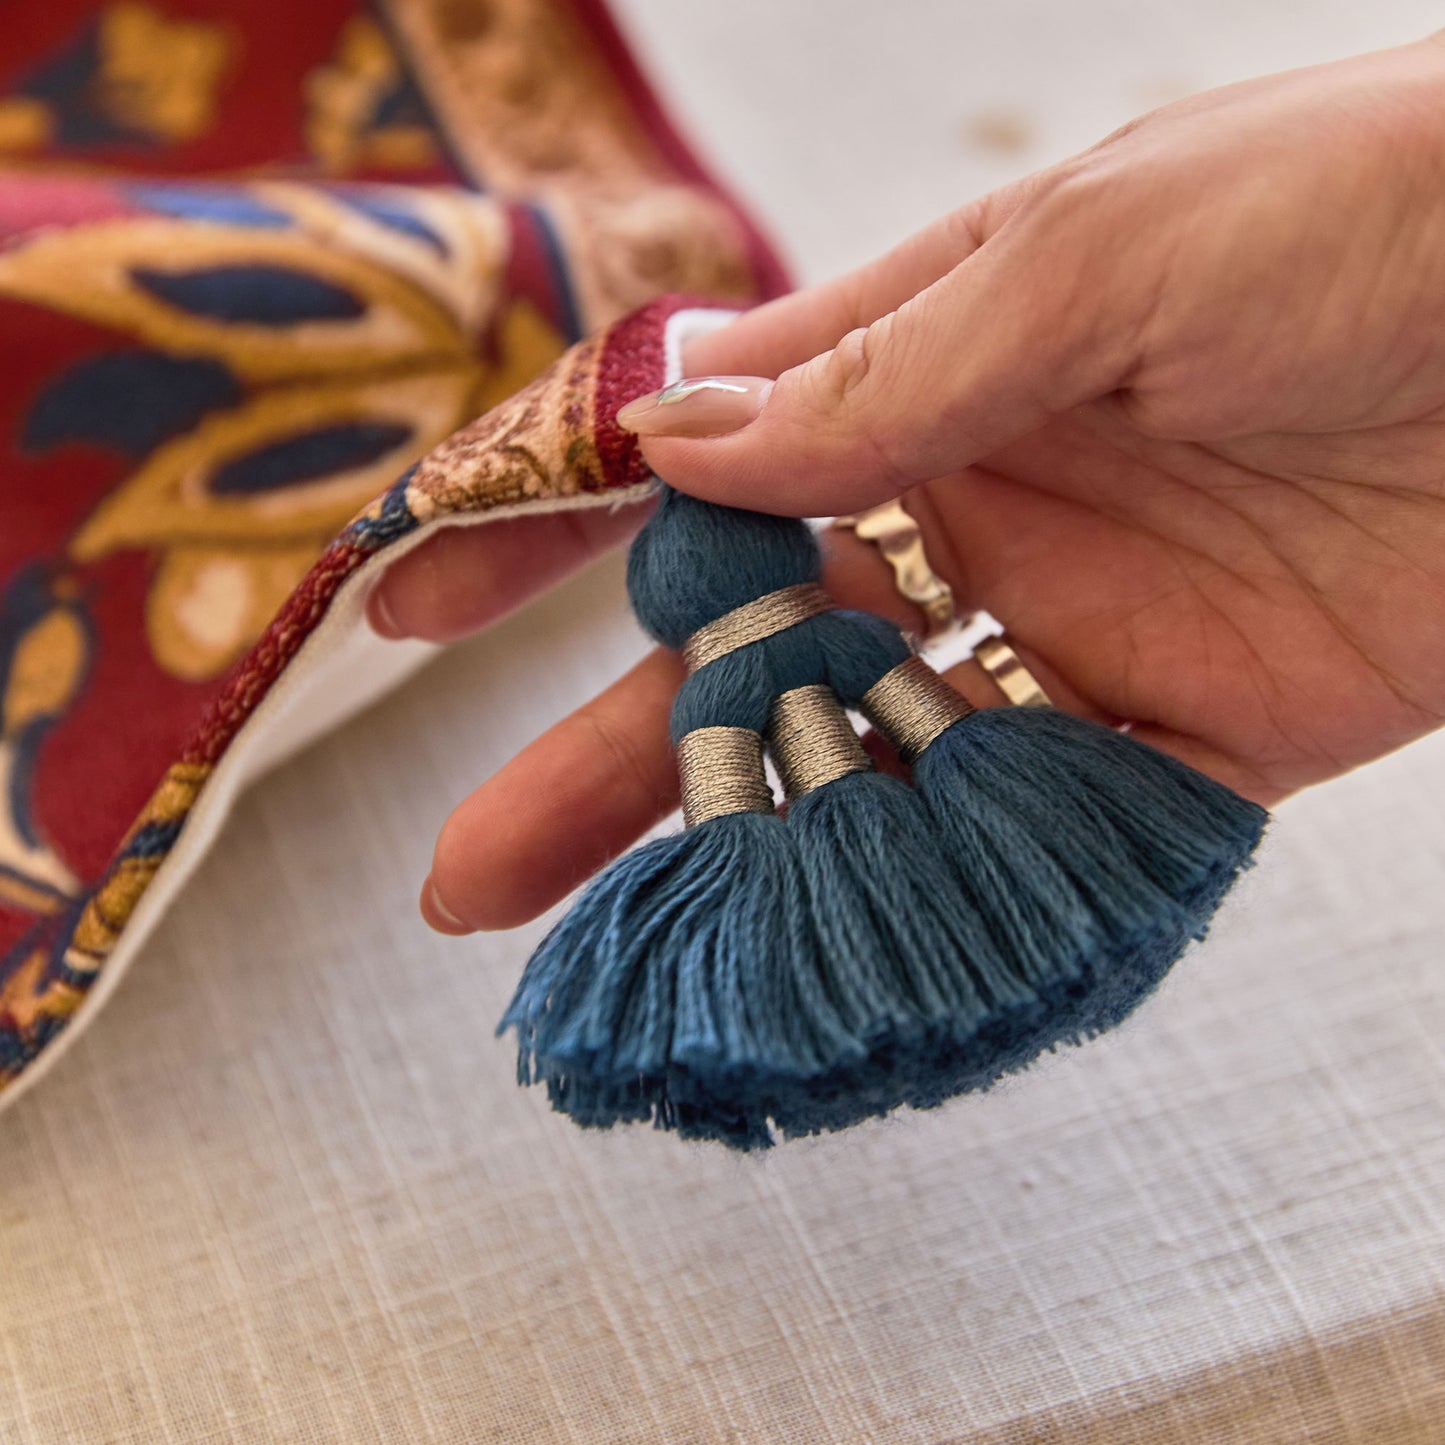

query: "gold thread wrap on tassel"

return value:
[682, 583, 835, 673]
[768, 685, 871, 799]
[861, 656, 976, 762]
[677, 727, 775, 827]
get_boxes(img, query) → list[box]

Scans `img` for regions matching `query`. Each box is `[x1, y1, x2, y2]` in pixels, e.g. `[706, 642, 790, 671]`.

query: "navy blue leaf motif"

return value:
[211, 423, 413, 495]
[21, 351, 241, 456]
[130, 266, 366, 324]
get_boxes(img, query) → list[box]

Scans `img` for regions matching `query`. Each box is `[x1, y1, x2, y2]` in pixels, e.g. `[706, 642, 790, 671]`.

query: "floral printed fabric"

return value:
[0, 0, 784, 1096]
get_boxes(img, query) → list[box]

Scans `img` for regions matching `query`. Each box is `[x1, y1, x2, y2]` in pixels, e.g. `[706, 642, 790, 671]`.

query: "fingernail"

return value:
[616, 376, 772, 438]
[368, 586, 405, 640]
[421, 877, 472, 935]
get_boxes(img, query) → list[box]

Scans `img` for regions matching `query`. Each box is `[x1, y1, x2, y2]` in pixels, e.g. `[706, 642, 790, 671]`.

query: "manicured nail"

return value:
[421, 876, 472, 935]
[368, 585, 405, 640]
[616, 376, 772, 438]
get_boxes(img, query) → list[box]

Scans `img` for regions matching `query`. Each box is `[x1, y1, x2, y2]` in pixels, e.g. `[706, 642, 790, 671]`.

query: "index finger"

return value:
[684, 177, 1044, 380]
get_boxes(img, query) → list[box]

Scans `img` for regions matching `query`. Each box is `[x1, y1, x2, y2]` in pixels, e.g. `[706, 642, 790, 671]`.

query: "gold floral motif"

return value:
[0, 3, 233, 155]
[94, 2, 233, 143]
[0, 581, 87, 912]
[0, 183, 564, 679]
[0, 945, 84, 1036]
[305, 15, 442, 174]
[0, 99, 51, 153]
[1, 606, 85, 739]
[145, 542, 325, 683]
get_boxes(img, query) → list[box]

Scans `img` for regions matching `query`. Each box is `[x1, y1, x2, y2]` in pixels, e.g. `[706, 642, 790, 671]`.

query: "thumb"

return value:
[620, 176, 1141, 517]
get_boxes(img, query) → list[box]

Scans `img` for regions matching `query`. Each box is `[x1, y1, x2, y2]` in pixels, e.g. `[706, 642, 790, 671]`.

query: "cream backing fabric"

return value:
[3, 0, 1445, 1439]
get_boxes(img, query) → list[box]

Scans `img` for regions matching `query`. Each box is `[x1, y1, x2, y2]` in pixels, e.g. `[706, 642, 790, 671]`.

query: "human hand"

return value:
[373, 37, 1445, 934]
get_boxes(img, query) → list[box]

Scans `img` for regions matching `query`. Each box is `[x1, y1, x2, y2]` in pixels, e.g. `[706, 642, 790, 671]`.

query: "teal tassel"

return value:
[911, 707, 1266, 1047]
[772, 770, 1043, 1138]
[501, 811, 868, 1150]
[498, 482, 1268, 1148]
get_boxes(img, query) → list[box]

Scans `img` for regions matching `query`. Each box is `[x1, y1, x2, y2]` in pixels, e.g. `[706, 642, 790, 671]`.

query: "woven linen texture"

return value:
[0, 576, 1439, 1442]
